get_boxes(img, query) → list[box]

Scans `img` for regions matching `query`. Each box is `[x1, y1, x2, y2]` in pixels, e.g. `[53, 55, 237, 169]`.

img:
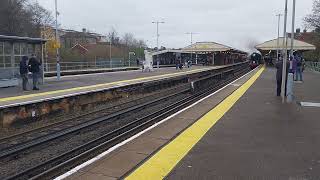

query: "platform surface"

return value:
[0, 66, 217, 107]
[165, 68, 320, 179]
[61, 67, 320, 180]
[59, 66, 258, 180]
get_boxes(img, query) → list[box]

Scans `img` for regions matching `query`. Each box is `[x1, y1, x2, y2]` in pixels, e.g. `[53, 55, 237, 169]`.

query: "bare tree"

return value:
[0, 0, 29, 36]
[0, 0, 53, 37]
[305, 0, 320, 30]
[27, 2, 54, 37]
[121, 33, 135, 47]
[107, 27, 120, 45]
[138, 39, 147, 48]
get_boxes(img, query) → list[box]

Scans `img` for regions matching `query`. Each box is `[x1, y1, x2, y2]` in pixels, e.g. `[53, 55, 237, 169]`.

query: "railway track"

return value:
[0, 84, 188, 150]
[2, 64, 250, 180]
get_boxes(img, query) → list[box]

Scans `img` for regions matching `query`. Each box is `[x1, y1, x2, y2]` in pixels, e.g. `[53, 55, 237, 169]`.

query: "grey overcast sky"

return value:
[38, 0, 314, 51]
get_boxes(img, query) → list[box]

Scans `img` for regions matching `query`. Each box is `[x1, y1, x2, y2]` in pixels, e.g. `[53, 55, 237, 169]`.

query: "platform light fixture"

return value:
[152, 21, 165, 51]
[152, 21, 165, 69]
[186, 32, 199, 64]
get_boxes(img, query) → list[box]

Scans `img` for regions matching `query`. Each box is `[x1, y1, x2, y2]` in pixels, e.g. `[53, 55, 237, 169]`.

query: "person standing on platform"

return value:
[295, 55, 303, 82]
[275, 57, 289, 97]
[20, 56, 29, 91]
[175, 58, 180, 70]
[28, 54, 41, 90]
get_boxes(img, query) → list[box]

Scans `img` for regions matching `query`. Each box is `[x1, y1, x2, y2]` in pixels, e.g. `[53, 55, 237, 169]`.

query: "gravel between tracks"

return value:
[0, 92, 190, 178]
[0, 85, 186, 138]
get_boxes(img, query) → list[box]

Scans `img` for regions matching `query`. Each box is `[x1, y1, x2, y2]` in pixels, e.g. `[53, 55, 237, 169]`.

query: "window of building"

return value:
[21, 43, 27, 55]
[0, 42, 3, 68]
[4, 42, 12, 55]
[14, 43, 20, 55]
[4, 56, 11, 68]
[28, 44, 34, 55]
[14, 56, 21, 67]
[0, 42, 3, 55]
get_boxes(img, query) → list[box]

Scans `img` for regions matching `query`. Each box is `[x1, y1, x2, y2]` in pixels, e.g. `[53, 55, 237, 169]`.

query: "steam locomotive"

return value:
[249, 52, 262, 69]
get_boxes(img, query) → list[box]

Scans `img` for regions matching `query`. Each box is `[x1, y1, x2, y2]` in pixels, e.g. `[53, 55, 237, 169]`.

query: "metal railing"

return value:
[44, 60, 138, 72]
[305, 62, 320, 72]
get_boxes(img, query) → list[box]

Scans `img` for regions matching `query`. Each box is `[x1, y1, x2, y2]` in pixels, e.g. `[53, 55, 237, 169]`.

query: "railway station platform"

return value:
[60, 66, 320, 180]
[0, 66, 204, 101]
[1, 64, 245, 127]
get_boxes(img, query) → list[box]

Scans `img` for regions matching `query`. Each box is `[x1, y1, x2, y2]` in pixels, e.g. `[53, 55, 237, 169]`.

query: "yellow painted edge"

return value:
[0, 67, 215, 103]
[125, 66, 265, 180]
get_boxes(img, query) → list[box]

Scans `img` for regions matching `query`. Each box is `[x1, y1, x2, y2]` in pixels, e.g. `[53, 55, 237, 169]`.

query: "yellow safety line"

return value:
[125, 66, 265, 180]
[0, 67, 215, 103]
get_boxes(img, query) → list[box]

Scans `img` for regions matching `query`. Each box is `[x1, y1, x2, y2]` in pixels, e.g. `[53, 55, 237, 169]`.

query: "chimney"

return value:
[82, 28, 87, 33]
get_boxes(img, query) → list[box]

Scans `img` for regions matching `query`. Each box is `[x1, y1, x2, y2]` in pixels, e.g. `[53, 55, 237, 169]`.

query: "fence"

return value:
[44, 59, 139, 72]
[305, 61, 320, 72]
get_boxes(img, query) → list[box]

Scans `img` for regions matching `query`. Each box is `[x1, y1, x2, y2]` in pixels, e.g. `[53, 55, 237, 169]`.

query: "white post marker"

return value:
[286, 73, 294, 103]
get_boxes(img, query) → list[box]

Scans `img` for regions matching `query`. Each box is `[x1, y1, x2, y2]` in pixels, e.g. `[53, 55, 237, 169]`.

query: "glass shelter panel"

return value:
[4, 42, 12, 55]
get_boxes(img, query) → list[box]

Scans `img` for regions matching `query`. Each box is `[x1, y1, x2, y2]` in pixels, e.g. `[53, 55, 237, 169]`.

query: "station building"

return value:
[0, 35, 47, 88]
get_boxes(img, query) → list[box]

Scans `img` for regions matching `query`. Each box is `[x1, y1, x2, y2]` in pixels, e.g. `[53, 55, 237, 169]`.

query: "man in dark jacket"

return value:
[28, 54, 41, 90]
[275, 57, 289, 97]
[20, 56, 29, 91]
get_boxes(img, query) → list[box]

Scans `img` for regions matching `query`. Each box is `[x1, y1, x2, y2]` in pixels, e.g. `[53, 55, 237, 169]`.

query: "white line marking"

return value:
[300, 102, 320, 107]
[54, 68, 256, 180]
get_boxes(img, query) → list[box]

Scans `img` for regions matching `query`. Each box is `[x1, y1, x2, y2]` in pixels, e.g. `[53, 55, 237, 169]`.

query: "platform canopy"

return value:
[182, 42, 247, 55]
[183, 42, 232, 53]
[255, 37, 316, 51]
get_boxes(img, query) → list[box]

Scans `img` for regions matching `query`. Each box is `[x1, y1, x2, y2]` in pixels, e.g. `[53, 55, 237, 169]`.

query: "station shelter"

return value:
[151, 49, 184, 66]
[182, 42, 248, 65]
[151, 42, 247, 66]
[255, 37, 316, 64]
[0, 35, 47, 88]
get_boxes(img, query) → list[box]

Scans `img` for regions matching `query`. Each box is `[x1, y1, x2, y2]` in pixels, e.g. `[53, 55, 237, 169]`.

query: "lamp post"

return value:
[290, 0, 296, 57]
[276, 14, 283, 61]
[152, 21, 165, 50]
[152, 21, 165, 69]
[186, 32, 199, 64]
[55, 0, 61, 80]
[281, 0, 289, 102]
[286, 0, 297, 103]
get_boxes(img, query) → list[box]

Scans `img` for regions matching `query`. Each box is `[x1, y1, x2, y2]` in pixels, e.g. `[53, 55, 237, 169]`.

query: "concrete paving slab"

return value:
[71, 171, 117, 180]
[145, 117, 196, 140]
[121, 136, 167, 155]
[88, 150, 147, 178]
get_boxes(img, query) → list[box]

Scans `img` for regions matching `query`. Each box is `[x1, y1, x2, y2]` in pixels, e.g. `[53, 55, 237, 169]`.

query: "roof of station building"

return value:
[183, 42, 232, 52]
[0, 35, 47, 44]
[255, 37, 316, 51]
[182, 42, 247, 54]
